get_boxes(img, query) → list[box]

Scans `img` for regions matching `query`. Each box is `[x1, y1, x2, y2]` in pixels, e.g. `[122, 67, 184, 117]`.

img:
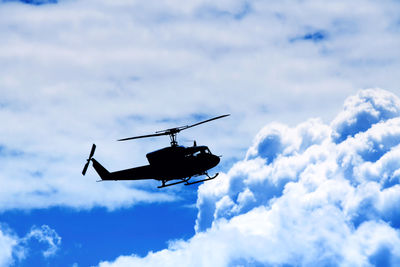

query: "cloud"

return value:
[21, 225, 61, 258]
[331, 88, 400, 143]
[4, 0, 57, 5]
[98, 88, 400, 266]
[0, 226, 18, 267]
[0, 224, 60, 266]
[1, 0, 400, 212]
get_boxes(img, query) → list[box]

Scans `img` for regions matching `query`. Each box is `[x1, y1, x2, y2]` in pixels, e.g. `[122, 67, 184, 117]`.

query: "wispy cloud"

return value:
[3, 0, 57, 5]
[0, 224, 60, 266]
[1, 0, 400, 212]
[20, 225, 61, 258]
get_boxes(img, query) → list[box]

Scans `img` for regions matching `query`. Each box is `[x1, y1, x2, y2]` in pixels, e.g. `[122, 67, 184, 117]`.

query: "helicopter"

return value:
[82, 114, 230, 188]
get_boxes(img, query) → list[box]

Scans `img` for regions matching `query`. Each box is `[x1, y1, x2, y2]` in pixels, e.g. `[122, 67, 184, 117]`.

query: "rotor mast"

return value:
[155, 128, 181, 146]
[170, 133, 178, 146]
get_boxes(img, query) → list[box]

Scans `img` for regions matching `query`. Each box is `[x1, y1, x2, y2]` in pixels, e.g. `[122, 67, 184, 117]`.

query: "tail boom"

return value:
[91, 159, 155, 181]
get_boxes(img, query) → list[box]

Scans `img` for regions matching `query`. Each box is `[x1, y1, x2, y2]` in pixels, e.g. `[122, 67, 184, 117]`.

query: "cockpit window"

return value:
[187, 147, 211, 157]
[193, 151, 201, 157]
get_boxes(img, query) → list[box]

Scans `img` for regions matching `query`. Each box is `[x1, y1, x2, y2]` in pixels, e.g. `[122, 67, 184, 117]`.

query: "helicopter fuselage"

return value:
[90, 145, 220, 184]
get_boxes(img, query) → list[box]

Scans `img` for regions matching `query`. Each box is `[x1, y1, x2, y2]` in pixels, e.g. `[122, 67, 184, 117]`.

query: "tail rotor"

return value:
[82, 144, 96, 175]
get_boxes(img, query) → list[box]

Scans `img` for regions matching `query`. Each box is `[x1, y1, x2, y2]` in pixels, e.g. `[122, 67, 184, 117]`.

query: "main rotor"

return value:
[118, 114, 230, 146]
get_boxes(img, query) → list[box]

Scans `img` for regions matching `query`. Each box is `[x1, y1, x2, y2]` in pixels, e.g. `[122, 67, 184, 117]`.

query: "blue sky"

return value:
[1, 0, 400, 266]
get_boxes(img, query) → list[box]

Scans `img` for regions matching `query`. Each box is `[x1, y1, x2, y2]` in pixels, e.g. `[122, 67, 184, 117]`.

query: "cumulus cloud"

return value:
[98, 89, 400, 266]
[331, 88, 400, 143]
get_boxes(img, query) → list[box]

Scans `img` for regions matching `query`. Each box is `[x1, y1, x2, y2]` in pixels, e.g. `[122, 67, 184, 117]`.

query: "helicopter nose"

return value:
[212, 154, 220, 167]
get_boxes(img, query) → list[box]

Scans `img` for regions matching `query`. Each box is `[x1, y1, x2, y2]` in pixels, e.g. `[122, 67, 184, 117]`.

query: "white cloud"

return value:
[1, 0, 400, 212]
[0, 224, 60, 266]
[0, 226, 18, 267]
[21, 225, 62, 258]
[99, 89, 400, 266]
[1, 0, 400, 265]
[331, 88, 400, 143]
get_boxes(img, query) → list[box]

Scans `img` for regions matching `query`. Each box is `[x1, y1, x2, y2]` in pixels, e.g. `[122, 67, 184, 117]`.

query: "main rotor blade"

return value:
[117, 132, 167, 141]
[118, 114, 230, 142]
[182, 114, 230, 130]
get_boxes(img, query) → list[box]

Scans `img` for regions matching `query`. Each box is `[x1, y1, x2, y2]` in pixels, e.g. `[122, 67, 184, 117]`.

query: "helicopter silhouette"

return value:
[82, 114, 229, 188]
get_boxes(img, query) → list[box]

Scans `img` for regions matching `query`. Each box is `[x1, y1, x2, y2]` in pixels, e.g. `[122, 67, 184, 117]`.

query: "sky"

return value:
[1, 0, 400, 266]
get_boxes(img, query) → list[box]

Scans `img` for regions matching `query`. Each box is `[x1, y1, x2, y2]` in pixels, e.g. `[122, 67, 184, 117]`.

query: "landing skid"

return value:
[185, 173, 218, 186]
[157, 172, 219, 188]
[157, 178, 190, 188]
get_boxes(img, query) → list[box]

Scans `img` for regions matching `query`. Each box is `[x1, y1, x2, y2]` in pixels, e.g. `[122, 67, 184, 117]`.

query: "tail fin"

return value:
[91, 159, 111, 180]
